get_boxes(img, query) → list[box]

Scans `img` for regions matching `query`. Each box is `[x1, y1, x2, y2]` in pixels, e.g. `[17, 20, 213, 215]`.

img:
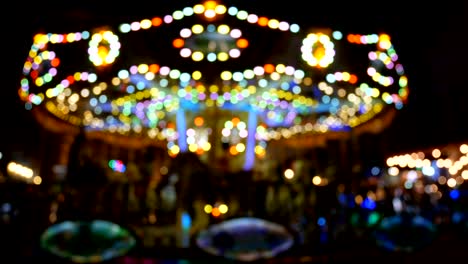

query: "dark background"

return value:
[3, 1, 468, 160]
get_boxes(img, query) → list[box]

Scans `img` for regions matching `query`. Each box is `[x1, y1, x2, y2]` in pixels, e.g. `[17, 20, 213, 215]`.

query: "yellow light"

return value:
[218, 204, 228, 214]
[217, 52, 229, 61]
[313, 46, 326, 61]
[170, 145, 180, 155]
[235, 143, 245, 153]
[192, 71, 202, 80]
[192, 51, 204, 61]
[268, 19, 280, 29]
[214, 5, 226, 14]
[220, 71, 232, 81]
[193, 4, 205, 14]
[203, 0, 217, 10]
[188, 144, 198, 152]
[138, 64, 149, 74]
[217, 25, 230, 34]
[204, 204, 213, 213]
[192, 24, 204, 34]
[45, 89, 55, 98]
[202, 142, 211, 151]
[254, 145, 265, 156]
[66, 33, 76, 43]
[33, 34, 49, 45]
[33, 176, 42, 185]
[378, 34, 392, 50]
[140, 19, 152, 29]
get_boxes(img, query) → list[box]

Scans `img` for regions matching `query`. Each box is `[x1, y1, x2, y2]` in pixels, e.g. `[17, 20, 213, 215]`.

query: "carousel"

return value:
[19, 0, 409, 174]
[18, 0, 411, 261]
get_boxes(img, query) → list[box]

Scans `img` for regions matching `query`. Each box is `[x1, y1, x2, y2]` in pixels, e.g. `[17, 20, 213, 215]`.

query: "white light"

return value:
[284, 168, 294, 179]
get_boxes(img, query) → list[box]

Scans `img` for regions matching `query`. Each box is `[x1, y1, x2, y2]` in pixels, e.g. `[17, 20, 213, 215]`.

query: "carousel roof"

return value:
[18, 0, 409, 157]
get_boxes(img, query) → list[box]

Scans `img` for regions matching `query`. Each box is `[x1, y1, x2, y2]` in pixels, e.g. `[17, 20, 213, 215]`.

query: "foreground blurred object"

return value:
[373, 213, 436, 252]
[40, 219, 137, 263]
[196, 216, 294, 261]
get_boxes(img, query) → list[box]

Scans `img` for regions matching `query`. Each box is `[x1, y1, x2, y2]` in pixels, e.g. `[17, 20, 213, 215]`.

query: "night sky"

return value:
[3, 1, 468, 162]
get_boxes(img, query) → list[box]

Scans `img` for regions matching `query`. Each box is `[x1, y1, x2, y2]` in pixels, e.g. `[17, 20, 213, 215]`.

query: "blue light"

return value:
[332, 31, 343, 40]
[450, 189, 460, 200]
[371, 166, 381, 176]
[317, 217, 326, 226]
[243, 109, 257, 171]
[1, 203, 11, 213]
[181, 211, 191, 230]
[176, 108, 187, 152]
[362, 197, 376, 210]
[337, 193, 347, 206]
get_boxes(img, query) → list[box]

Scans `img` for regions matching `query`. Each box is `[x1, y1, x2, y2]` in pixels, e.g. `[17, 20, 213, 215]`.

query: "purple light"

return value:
[243, 110, 257, 171]
[177, 108, 187, 152]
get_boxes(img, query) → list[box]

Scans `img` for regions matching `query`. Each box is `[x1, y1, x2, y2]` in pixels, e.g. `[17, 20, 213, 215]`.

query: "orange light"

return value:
[349, 74, 358, 84]
[264, 64, 275, 74]
[258, 17, 269, 27]
[231, 117, 240, 126]
[347, 34, 361, 44]
[18, 89, 27, 99]
[196, 148, 204, 155]
[354, 34, 362, 44]
[149, 64, 160, 73]
[61, 34, 68, 43]
[173, 38, 185, 48]
[236, 38, 248, 49]
[151, 17, 163, 27]
[229, 145, 238, 155]
[194, 116, 204, 126]
[51, 58, 60, 67]
[204, 0, 218, 10]
[211, 207, 220, 217]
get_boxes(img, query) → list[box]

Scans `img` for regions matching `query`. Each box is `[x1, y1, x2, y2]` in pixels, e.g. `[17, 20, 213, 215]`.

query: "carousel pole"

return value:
[243, 109, 257, 171]
[176, 108, 188, 152]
